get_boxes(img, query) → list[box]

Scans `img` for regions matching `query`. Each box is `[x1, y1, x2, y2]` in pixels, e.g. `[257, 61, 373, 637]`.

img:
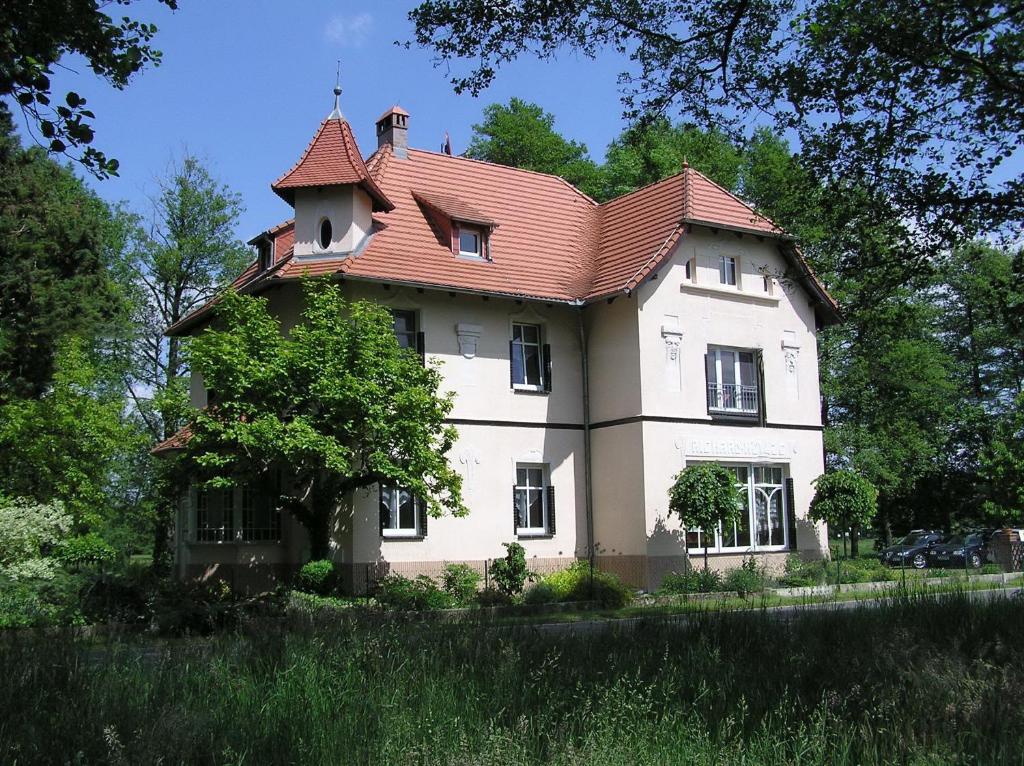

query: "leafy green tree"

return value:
[183, 280, 467, 560]
[0, 496, 72, 581]
[809, 471, 878, 558]
[1, 0, 177, 177]
[979, 394, 1024, 525]
[0, 339, 142, 531]
[600, 118, 742, 201]
[110, 154, 249, 571]
[410, 0, 1024, 238]
[466, 98, 604, 198]
[0, 106, 123, 400]
[668, 464, 743, 571]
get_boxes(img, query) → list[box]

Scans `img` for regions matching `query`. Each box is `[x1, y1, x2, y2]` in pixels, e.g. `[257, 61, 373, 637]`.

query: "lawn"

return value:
[2, 590, 1022, 765]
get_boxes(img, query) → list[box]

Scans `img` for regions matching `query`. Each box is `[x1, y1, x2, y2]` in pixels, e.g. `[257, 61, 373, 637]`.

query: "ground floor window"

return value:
[193, 484, 281, 543]
[195, 488, 234, 543]
[685, 463, 788, 553]
[514, 463, 554, 536]
[380, 486, 425, 538]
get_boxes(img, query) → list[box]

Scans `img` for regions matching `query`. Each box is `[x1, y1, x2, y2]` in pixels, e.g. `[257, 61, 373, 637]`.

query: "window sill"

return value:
[516, 532, 553, 539]
[190, 539, 283, 546]
[381, 534, 426, 541]
[512, 384, 548, 395]
[681, 283, 780, 305]
[687, 546, 789, 555]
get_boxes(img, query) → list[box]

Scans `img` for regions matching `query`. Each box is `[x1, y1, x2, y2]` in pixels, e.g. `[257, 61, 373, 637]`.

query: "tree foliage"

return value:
[809, 471, 879, 542]
[183, 280, 467, 559]
[0, 496, 72, 581]
[411, 0, 1024, 238]
[668, 464, 743, 568]
[1, 0, 177, 177]
[0, 106, 123, 400]
[465, 98, 603, 198]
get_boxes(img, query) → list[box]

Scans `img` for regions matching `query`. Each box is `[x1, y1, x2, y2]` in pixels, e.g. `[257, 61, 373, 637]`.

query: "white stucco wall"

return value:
[292, 186, 373, 256]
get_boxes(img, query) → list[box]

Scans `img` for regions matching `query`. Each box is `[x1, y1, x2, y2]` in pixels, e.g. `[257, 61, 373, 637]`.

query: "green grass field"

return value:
[2, 590, 1022, 765]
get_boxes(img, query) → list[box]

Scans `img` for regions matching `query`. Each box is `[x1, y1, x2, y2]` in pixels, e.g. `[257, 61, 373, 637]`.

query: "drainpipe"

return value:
[576, 304, 595, 568]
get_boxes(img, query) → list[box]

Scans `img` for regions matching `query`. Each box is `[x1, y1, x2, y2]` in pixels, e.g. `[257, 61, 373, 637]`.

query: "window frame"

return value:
[457, 226, 484, 259]
[194, 487, 235, 544]
[240, 485, 282, 543]
[317, 217, 333, 251]
[685, 463, 789, 554]
[718, 255, 738, 287]
[379, 485, 425, 539]
[514, 463, 550, 537]
[706, 346, 759, 417]
[511, 322, 545, 391]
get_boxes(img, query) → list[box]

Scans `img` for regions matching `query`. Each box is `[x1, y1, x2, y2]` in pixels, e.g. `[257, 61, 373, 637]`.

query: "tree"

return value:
[410, 0, 1024, 239]
[0, 106, 123, 400]
[1, 0, 177, 177]
[600, 117, 742, 201]
[0, 496, 72, 581]
[809, 471, 878, 558]
[0, 339, 141, 532]
[183, 280, 467, 560]
[668, 464, 743, 571]
[466, 98, 604, 198]
[979, 394, 1024, 525]
[111, 154, 249, 571]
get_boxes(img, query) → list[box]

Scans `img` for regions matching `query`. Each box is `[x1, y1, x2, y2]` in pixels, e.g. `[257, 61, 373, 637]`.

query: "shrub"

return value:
[0, 497, 72, 581]
[778, 555, 823, 587]
[297, 560, 337, 596]
[55, 533, 117, 568]
[661, 568, 724, 594]
[723, 558, 766, 597]
[489, 542, 532, 597]
[980, 563, 1002, 575]
[523, 581, 559, 604]
[440, 563, 481, 606]
[538, 561, 633, 608]
[375, 574, 453, 611]
[475, 586, 513, 607]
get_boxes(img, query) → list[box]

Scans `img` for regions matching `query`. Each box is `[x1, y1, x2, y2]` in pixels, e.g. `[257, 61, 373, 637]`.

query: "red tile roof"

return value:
[272, 118, 394, 212]
[169, 122, 838, 337]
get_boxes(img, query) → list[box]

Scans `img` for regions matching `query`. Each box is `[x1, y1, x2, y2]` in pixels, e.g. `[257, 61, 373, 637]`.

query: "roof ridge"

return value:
[598, 170, 686, 208]
[366, 144, 392, 180]
[407, 148, 598, 207]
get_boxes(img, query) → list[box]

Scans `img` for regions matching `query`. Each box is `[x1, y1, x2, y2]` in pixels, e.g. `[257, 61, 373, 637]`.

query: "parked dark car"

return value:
[879, 530, 944, 569]
[927, 530, 994, 569]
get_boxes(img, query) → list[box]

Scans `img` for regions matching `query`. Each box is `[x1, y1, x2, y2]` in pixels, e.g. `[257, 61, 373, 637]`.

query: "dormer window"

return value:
[458, 227, 483, 258]
[318, 218, 333, 250]
[257, 239, 273, 271]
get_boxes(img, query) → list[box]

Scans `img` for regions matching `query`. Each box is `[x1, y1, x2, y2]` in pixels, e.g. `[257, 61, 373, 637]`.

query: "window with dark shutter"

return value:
[512, 484, 519, 532]
[416, 331, 425, 364]
[755, 349, 767, 426]
[514, 464, 550, 536]
[542, 344, 552, 392]
[380, 485, 424, 538]
[511, 323, 544, 389]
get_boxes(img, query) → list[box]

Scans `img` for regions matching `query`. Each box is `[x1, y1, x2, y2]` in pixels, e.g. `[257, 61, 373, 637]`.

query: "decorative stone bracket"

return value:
[661, 321, 684, 391]
[456, 323, 483, 358]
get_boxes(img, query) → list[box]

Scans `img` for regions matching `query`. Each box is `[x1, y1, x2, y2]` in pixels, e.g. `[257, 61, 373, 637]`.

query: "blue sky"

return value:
[10, 0, 637, 241]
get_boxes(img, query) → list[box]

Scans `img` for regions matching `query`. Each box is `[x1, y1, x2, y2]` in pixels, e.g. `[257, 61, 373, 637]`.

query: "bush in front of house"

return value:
[55, 533, 117, 568]
[525, 561, 633, 609]
[375, 574, 453, 611]
[440, 563, 481, 606]
[489, 542, 532, 597]
[296, 560, 337, 596]
[723, 558, 767, 597]
[661, 567, 724, 594]
[475, 586, 513, 607]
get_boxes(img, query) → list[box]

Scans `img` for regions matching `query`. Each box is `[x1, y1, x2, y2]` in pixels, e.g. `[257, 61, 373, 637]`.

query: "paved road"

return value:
[527, 585, 1024, 636]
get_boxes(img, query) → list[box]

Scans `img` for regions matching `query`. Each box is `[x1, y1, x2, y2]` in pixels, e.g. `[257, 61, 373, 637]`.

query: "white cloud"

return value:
[325, 12, 374, 47]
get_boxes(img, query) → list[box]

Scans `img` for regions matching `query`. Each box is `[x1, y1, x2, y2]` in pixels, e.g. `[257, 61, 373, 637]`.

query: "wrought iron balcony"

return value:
[707, 383, 759, 415]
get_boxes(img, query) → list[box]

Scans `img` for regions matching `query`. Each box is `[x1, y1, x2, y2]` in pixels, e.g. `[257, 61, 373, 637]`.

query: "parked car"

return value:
[926, 530, 994, 569]
[879, 530, 944, 569]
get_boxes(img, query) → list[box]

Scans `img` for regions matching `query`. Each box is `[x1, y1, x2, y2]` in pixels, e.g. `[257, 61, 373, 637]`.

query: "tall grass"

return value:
[2, 591, 1022, 764]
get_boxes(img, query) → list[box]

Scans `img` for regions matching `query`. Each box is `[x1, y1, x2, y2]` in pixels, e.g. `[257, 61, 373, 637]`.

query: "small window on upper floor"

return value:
[719, 255, 737, 286]
[458, 227, 483, 258]
[318, 218, 333, 250]
[257, 240, 273, 271]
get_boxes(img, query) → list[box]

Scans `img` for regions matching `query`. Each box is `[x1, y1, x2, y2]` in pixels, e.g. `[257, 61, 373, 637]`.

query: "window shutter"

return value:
[546, 485, 556, 535]
[509, 340, 516, 387]
[756, 349, 767, 426]
[379, 485, 387, 537]
[416, 331, 426, 364]
[512, 485, 519, 532]
[704, 351, 714, 413]
[542, 344, 552, 392]
[418, 500, 428, 538]
[451, 224, 460, 254]
[785, 478, 797, 550]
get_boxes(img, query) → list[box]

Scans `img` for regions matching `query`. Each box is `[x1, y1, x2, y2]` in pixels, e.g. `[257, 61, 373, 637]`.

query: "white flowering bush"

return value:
[0, 496, 72, 581]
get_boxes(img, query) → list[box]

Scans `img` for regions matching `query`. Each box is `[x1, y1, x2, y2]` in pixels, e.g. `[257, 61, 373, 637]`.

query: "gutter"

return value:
[576, 307, 595, 567]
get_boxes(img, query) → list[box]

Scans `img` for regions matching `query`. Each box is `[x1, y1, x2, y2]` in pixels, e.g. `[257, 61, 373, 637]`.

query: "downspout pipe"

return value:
[576, 304, 595, 568]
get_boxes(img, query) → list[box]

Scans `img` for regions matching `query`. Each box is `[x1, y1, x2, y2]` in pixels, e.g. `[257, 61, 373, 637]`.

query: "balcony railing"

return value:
[707, 383, 759, 415]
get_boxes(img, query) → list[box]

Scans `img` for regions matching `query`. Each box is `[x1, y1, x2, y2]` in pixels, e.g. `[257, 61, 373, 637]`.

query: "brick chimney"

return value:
[376, 105, 409, 158]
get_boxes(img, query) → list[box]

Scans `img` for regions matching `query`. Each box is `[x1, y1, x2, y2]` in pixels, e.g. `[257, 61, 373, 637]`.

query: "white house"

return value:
[159, 90, 839, 593]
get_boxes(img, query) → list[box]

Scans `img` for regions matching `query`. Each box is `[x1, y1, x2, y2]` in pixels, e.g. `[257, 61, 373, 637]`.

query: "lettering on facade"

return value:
[682, 436, 797, 459]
